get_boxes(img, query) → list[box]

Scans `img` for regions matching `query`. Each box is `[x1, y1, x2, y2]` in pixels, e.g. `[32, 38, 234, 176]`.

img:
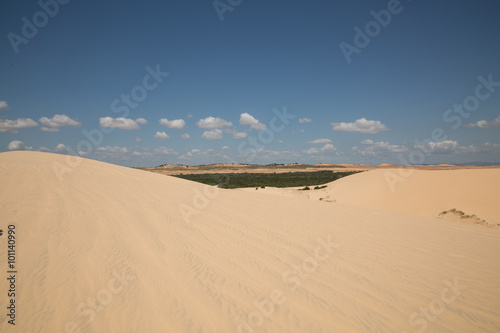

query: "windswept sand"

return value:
[260, 169, 500, 227]
[1, 151, 499, 332]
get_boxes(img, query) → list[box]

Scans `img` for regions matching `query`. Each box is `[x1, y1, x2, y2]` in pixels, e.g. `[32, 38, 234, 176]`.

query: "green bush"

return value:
[173, 170, 361, 189]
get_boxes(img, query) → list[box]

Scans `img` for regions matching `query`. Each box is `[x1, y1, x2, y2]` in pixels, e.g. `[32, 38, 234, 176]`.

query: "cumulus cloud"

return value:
[39, 114, 81, 132]
[305, 143, 336, 154]
[202, 129, 223, 140]
[464, 115, 500, 128]
[180, 148, 230, 163]
[92, 146, 136, 160]
[153, 131, 169, 139]
[41, 126, 59, 132]
[458, 142, 500, 154]
[54, 143, 68, 152]
[99, 117, 146, 130]
[233, 132, 248, 139]
[224, 128, 247, 139]
[197, 116, 232, 129]
[414, 140, 459, 154]
[180, 133, 190, 139]
[0, 118, 38, 133]
[307, 138, 332, 144]
[352, 139, 407, 156]
[237, 148, 301, 162]
[154, 147, 178, 155]
[159, 118, 185, 130]
[0, 101, 8, 110]
[298, 118, 312, 123]
[239, 113, 266, 130]
[7, 140, 32, 151]
[97, 146, 130, 153]
[222, 146, 230, 150]
[331, 118, 388, 134]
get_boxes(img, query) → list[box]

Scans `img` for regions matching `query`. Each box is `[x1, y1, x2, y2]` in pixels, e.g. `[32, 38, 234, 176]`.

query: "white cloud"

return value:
[224, 128, 248, 139]
[93, 146, 137, 160]
[197, 116, 232, 129]
[159, 118, 185, 130]
[99, 117, 146, 130]
[458, 142, 500, 154]
[239, 113, 266, 130]
[0, 101, 8, 110]
[97, 146, 130, 153]
[39, 114, 81, 132]
[185, 148, 205, 157]
[305, 143, 336, 154]
[233, 132, 248, 139]
[135, 137, 142, 143]
[414, 140, 458, 154]
[353, 139, 407, 156]
[222, 146, 230, 150]
[154, 147, 178, 155]
[237, 148, 301, 162]
[464, 115, 500, 128]
[7, 140, 32, 151]
[180, 133, 190, 139]
[0, 118, 38, 133]
[41, 126, 60, 132]
[331, 118, 388, 134]
[54, 144, 67, 152]
[201, 128, 223, 140]
[298, 118, 312, 123]
[180, 148, 230, 162]
[153, 131, 169, 139]
[307, 138, 332, 144]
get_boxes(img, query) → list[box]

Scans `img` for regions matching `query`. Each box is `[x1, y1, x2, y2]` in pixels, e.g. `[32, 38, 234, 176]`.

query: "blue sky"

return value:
[1, 0, 500, 166]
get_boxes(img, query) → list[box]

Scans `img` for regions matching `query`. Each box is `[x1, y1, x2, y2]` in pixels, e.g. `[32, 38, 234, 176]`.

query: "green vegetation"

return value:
[172, 170, 360, 189]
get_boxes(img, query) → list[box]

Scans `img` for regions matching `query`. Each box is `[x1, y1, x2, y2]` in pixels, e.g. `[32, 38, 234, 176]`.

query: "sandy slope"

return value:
[283, 169, 500, 227]
[0, 151, 499, 333]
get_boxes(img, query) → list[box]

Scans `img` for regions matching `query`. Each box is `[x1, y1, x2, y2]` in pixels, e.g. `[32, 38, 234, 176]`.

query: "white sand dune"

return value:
[0, 151, 499, 332]
[290, 169, 500, 227]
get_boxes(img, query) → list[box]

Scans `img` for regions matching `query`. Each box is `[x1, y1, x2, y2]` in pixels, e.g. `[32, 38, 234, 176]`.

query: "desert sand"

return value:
[256, 168, 500, 228]
[0, 151, 499, 332]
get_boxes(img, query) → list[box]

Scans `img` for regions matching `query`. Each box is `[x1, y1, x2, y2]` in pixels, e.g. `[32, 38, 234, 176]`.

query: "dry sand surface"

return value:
[256, 168, 500, 228]
[1, 151, 499, 332]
